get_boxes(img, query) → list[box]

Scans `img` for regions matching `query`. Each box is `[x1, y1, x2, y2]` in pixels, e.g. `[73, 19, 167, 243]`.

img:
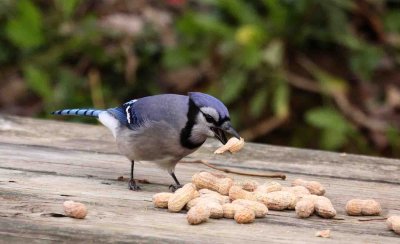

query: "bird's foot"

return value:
[169, 184, 183, 192]
[128, 179, 141, 191]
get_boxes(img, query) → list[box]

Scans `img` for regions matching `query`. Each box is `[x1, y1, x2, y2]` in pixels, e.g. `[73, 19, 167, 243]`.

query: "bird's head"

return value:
[188, 92, 240, 144]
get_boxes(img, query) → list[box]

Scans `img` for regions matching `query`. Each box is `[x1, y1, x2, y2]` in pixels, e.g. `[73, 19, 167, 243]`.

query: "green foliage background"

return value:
[1, 0, 400, 157]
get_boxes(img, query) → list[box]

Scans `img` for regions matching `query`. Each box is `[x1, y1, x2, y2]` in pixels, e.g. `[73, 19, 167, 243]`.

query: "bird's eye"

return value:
[204, 114, 215, 123]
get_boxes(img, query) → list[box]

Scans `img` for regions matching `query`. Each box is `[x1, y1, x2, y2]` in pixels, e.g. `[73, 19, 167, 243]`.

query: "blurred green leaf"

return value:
[263, 39, 284, 67]
[5, 0, 44, 49]
[317, 70, 348, 94]
[178, 12, 231, 38]
[220, 71, 246, 104]
[273, 81, 290, 118]
[250, 88, 268, 117]
[24, 65, 52, 100]
[240, 45, 263, 69]
[305, 107, 351, 131]
[235, 25, 265, 46]
[350, 45, 383, 81]
[55, 0, 80, 18]
[262, 0, 288, 33]
[337, 34, 362, 50]
[325, 2, 349, 42]
[386, 127, 400, 149]
[217, 0, 258, 24]
[302, 59, 348, 94]
[384, 10, 400, 33]
[176, 12, 200, 36]
[306, 107, 354, 150]
[321, 128, 347, 150]
[163, 47, 204, 69]
[0, 43, 12, 63]
[328, 0, 355, 10]
[53, 68, 88, 107]
[194, 14, 232, 37]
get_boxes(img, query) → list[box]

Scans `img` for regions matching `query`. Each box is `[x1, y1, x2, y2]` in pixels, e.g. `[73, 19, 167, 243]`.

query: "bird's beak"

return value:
[211, 122, 240, 145]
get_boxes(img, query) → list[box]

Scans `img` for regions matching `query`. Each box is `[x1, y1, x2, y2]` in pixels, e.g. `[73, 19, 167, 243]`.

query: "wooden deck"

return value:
[0, 114, 399, 243]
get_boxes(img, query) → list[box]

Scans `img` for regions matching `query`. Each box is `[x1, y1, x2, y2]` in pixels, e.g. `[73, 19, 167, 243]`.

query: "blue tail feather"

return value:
[51, 108, 103, 118]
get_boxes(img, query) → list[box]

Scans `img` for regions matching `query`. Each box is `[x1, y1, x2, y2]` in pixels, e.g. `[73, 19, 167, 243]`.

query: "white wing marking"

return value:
[126, 105, 131, 124]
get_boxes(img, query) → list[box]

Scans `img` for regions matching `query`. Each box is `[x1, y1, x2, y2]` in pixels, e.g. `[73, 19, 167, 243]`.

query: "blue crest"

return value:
[188, 92, 229, 119]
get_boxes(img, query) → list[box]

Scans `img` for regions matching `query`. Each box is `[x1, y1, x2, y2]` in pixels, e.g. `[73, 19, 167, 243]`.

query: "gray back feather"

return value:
[114, 94, 189, 131]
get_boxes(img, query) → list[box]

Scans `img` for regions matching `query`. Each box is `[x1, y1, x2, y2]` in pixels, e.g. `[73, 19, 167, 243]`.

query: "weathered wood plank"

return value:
[0, 172, 398, 243]
[1, 142, 399, 212]
[0, 114, 400, 243]
[1, 114, 399, 184]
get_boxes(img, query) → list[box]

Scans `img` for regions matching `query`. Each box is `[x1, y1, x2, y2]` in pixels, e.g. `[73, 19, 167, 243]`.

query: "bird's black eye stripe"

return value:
[202, 113, 215, 123]
[218, 117, 230, 126]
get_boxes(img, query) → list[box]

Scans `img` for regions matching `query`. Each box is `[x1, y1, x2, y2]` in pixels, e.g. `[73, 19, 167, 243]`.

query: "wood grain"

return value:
[0, 114, 399, 243]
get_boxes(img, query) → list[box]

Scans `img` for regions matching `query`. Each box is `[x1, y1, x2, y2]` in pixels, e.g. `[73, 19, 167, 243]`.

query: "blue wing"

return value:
[107, 94, 189, 131]
[107, 100, 144, 130]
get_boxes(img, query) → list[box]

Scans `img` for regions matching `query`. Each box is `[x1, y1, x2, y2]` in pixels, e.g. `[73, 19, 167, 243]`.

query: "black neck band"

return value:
[180, 99, 205, 149]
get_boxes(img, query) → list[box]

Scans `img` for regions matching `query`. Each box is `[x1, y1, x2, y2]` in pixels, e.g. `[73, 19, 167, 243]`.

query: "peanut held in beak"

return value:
[214, 137, 245, 154]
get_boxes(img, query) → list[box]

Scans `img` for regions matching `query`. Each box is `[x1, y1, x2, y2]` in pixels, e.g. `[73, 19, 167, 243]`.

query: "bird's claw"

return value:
[169, 184, 183, 192]
[128, 179, 141, 191]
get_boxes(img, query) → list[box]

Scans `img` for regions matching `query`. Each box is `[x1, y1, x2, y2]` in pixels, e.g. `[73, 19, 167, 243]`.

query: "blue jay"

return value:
[52, 92, 240, 191]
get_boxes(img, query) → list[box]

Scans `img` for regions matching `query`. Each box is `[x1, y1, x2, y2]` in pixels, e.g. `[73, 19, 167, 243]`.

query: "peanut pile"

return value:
[152, 171, 340, 225]
[152, 171, 398, 237]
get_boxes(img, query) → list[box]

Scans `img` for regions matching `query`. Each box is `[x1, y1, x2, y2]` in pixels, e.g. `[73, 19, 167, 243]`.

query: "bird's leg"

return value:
[128, 161, 141, 191]
[169, 172, 183, 192]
